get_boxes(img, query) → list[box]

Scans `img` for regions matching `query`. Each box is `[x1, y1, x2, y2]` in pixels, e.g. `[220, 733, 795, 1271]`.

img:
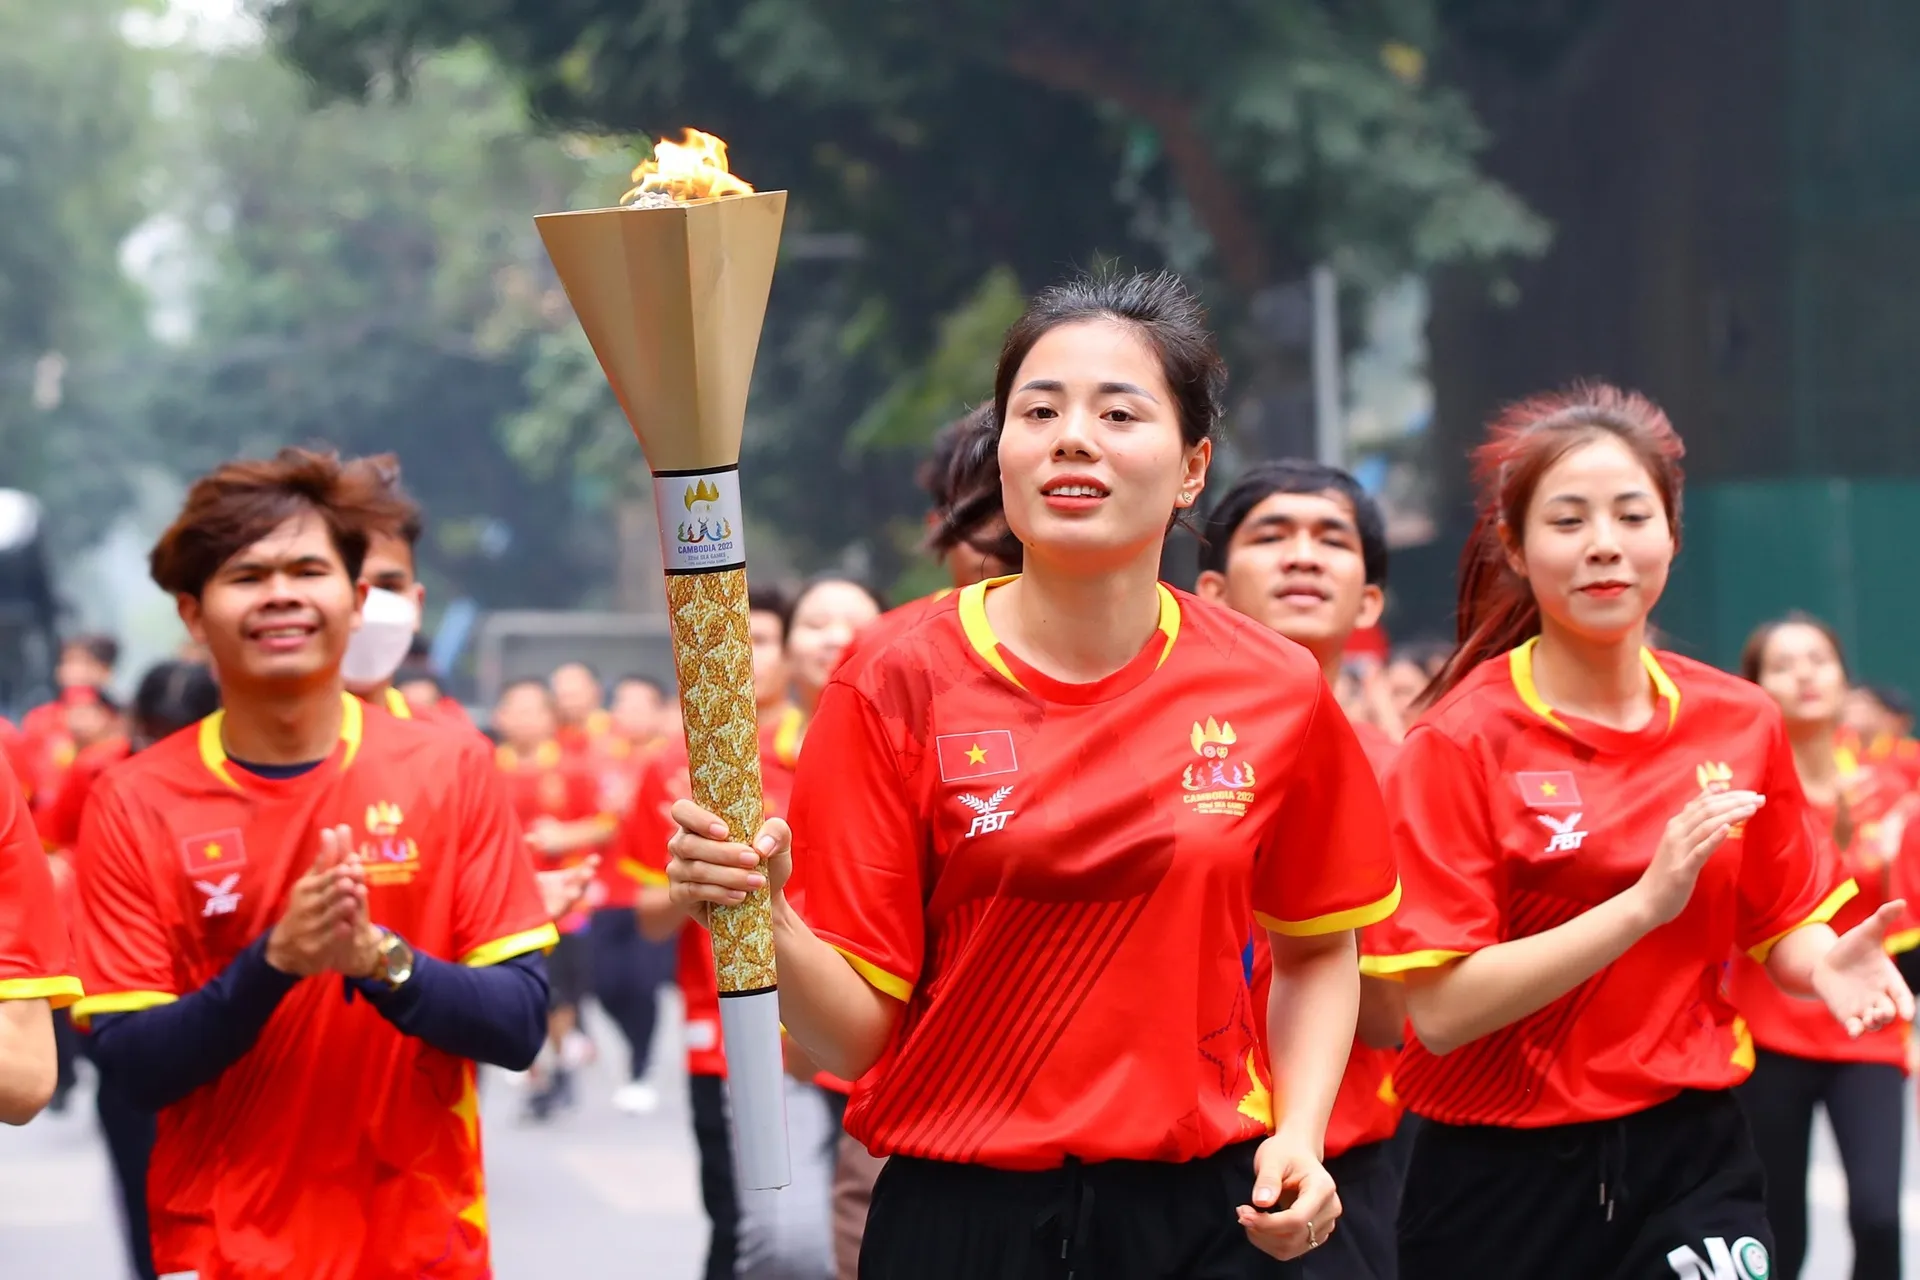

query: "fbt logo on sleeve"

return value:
[1667, 1236, 1769, 1280]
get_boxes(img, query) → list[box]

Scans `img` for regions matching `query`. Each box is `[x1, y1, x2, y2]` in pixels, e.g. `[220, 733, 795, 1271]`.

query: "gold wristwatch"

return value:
[371, 928, 416, 991]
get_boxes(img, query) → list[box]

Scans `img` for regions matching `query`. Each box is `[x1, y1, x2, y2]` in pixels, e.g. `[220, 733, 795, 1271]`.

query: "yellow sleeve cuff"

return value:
[1747, 880, 1859, 963]
[622, 858, 669, 888]
[70, 989, 176, 1029]
[1258, 882, 1402, 938]
[462, 923, 561, 967]
[1358, 949, 1469, 981]
[0, 975, 83, 1009]
[829, 945, 912, 1003]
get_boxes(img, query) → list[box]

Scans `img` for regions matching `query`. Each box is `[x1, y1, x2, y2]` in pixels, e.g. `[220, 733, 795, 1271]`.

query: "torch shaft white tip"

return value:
[720, 987, 792, 1190]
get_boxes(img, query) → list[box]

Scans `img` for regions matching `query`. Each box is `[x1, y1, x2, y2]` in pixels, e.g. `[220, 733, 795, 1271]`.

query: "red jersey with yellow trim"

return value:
[830, 588, 955, 681]
[0, 748, 80, 1008]
[791, 578, 1398, 1170]
[41, 736, 131, 851]
[21, 696, 77, 819]
[497, 740, 605, 934]
[1725, 789, 1909, 1069]
[1364, 640, 1835, 1128]
[586, 734, 657, 909]
[623, 710, 804, 1079]
[71, 694, 556, 1280]
[1250, 717, 1403, 1157]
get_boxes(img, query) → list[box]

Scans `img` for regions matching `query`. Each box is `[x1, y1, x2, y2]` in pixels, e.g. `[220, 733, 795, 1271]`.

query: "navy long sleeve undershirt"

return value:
[90, 939, 549, 1113]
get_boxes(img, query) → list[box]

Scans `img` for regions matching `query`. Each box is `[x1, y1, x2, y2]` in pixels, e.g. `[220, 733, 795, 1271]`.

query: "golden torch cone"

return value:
[535, 131, 789, 1190]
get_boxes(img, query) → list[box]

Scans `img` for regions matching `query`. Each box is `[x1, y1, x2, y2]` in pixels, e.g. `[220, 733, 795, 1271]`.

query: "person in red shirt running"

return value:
[1726, 614, 1913, 1280]
[492, 677, 611, 1119]
[552, 661, 614, 758]
[0, 745, 79, 1124]
[1194, 459, 1407, 1280]
[669, 271, 1397, 1276]
[40, 688, 132, 853]
[626, 581, 793, 1280]
[71, 447, 555, 1280]
[23, 637, 118, 819]
[1364, 384, 1911, 1280]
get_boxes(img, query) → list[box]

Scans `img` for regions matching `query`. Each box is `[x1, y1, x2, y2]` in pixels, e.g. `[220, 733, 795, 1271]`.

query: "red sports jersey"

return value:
[1725, 785, 1911, 1070]
[1251, 717, 1403, 1158]
[497, 740, 606, 933]
[623, 710, 804, 1080]
[791, 579, 1398, 1170]
[830, 588, 955, 681]
[40, 736, 131, 851]
[21, 697, 77, 818]
[556, 708, 615, 761]
[0, 748, 79, 1007]
[1364, 640, 1837, 1128]
[72, 694, 556, 1280]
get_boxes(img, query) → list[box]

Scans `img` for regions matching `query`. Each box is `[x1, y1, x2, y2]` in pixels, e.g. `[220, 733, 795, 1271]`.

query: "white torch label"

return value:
[655, 468, 748, 574]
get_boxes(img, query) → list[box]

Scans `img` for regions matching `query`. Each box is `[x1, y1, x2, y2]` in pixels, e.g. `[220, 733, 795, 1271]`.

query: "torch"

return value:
[535, 129, 789, 1190]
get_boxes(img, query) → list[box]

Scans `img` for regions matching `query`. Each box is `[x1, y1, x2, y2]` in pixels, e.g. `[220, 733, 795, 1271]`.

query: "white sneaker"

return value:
[612, 1081, 660, 1114]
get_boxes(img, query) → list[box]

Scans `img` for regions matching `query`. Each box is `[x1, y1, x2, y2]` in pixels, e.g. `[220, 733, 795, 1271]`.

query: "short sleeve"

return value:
[1737, 714, 1847, 962]
[452, 741, 560, 967]
[616, 751, 685, 888]
[0, 759, 78, 1007]
[1251, 683, 1397, 938]
[1360, 727, 1501, 979]
[71, 780, 173, 1022]
[787, 682, 927, 1003]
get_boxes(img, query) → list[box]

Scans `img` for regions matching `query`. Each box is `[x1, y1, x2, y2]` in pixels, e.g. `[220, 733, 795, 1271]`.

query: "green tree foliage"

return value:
[263, 0, 1549, 593]
[141, 43, 632, 609]
[0, 0, 159, 546]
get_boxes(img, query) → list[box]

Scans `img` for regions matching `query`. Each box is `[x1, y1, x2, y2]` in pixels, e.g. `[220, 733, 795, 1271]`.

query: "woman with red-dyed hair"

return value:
[1362, 384, 1912, 1279]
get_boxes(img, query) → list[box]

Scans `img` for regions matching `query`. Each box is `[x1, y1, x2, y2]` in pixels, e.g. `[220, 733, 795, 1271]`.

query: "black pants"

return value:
[588, 907, 673, 1080]
[859, 1139, 1297, 1280]
[1301, 1137, 1401, 1280]
[1736, 1049, 1903, 1280]
[82, 1035, 157, 1280]
[690, 1072, 741, 1280]
[1398, 1090, 1772, 1280]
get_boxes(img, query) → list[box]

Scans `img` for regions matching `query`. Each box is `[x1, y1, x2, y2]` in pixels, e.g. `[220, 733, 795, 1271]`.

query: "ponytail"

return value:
[1419, 509, 1542, 709]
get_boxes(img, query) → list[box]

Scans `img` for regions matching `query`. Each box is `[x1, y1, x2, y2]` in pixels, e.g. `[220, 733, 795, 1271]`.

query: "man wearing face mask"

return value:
[341, 456, 595, 923]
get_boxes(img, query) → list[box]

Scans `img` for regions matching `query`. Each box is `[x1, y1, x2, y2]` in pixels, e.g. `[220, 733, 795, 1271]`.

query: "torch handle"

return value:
[663, 567, 779, 994]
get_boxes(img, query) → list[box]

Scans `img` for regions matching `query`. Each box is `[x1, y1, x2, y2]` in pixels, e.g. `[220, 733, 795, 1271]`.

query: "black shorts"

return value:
[1398, 1089, 1773, 1280]
[547, 930, 592, 1010]
[1301, 1136, 1401, 1280]
[859, 1139, 1296, 1280]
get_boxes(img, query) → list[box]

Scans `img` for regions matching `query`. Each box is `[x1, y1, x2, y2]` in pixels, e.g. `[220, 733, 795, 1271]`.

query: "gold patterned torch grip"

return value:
[664, 568, 777, 993]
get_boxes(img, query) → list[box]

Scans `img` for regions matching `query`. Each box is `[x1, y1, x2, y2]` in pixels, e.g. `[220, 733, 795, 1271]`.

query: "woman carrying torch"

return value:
[668, 271, 1397, 1277]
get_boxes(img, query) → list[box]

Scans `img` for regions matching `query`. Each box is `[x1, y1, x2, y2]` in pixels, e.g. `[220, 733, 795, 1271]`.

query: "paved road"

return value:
[0, 1001, 709, 1279]
[0, 998, 1911, 1279]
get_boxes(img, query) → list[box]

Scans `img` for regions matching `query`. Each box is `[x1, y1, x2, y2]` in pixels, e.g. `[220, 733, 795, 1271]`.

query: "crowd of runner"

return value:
[2, 270, 1918, 1279]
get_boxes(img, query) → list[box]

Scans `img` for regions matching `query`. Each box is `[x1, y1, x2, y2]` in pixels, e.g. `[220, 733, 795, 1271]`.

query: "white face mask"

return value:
[341, 587, 420, 689]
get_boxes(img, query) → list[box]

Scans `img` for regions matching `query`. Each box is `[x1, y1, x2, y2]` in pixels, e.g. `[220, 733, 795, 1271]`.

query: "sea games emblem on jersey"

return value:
[360, 801, 421, 886]
[1182, 718, 1255, 817]
[1696, 760, 1748, 837]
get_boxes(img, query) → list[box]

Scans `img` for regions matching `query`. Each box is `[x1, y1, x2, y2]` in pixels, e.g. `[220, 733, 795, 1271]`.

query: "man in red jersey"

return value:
[72, 448, 555, 1280]
[0, 747, 80, 1124]
[552, 661, 614, 758]
[628, 580, 838, 1280]
[492, 677, 610, 1119]
[1195, 459, 1406, 1280]
[22, 635, 118, 817]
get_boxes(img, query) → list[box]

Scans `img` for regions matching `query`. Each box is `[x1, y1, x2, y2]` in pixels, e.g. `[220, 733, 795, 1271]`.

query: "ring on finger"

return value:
[1307, 1222, 1319, 1250]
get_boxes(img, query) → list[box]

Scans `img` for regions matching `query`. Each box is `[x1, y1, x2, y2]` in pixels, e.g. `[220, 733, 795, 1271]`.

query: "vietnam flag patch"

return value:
[181, 828, 247, 876]
[1515, 771, 1581, 809]
[934, 730, 1018, 782]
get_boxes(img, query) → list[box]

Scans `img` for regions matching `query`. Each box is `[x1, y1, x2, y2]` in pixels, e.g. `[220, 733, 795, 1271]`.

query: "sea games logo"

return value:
[654, 469, 747, 573]
[1182, 718, 1256, 818]
[360, 801, 421, 887]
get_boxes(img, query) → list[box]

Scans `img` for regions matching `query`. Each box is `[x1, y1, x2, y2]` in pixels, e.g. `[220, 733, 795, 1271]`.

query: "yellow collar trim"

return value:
[199, 692, 364, 792]
[771, 705, 806, 766]
[1508, 636, 1680, 736]
[495, 739, 562, 772]
[957, 574, 1181, 691]
[384, 687, 412, 719]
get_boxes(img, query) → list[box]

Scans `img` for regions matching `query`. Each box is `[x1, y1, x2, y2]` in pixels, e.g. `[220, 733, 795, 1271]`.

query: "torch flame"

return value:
[622, 128, 756, 205]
